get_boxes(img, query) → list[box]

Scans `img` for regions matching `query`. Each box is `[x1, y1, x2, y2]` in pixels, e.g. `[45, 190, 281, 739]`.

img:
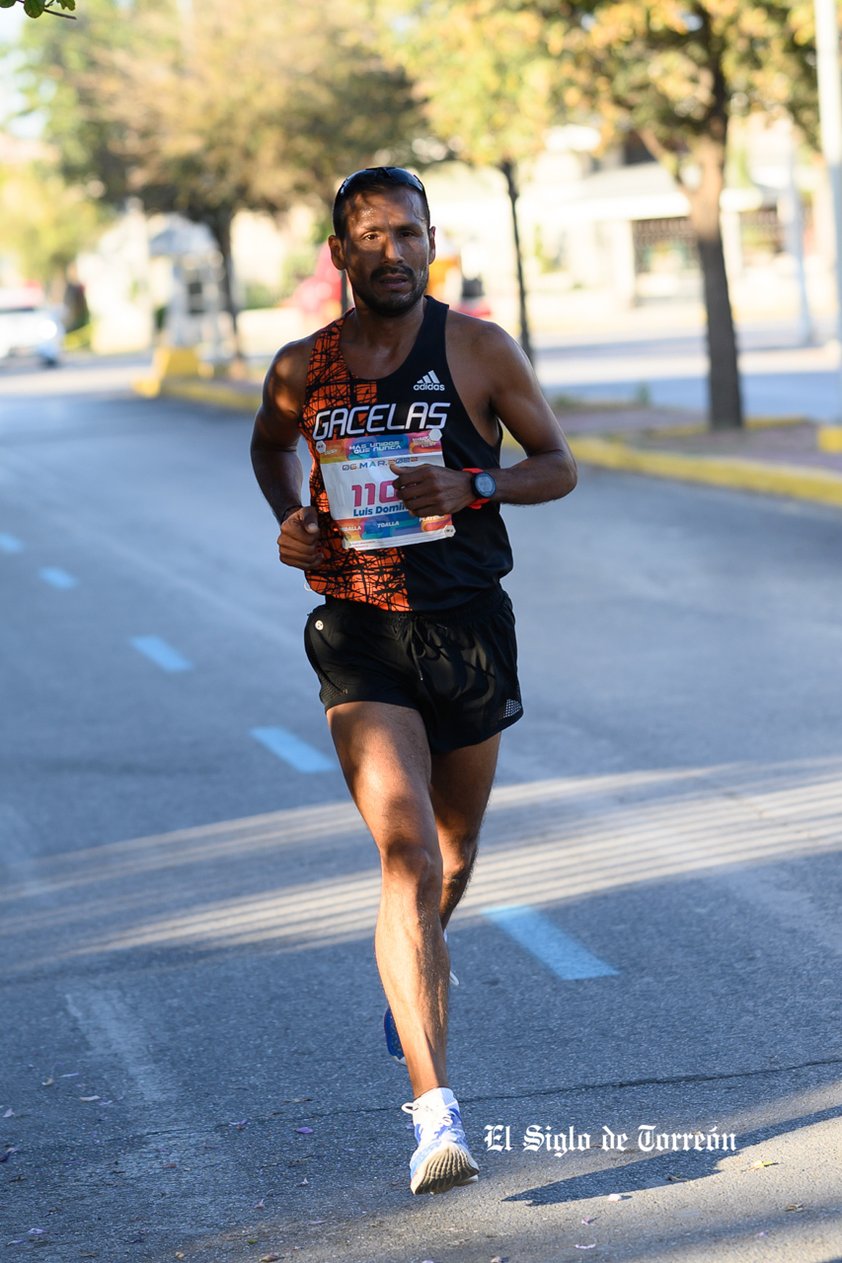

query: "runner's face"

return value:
[330, 189, 435, 317]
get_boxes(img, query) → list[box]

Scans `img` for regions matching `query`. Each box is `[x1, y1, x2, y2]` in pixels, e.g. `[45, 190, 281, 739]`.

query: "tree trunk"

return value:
[500, 160, 533, 364]
[208, 209, 244, 364]
[685, 138, 743, 430]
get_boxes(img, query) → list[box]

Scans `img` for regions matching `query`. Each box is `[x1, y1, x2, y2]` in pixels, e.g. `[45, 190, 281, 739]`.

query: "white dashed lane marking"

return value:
[483, 904, 618, 980]
[38, 567, 78, 590]
[251, 725, 334, 773]
[130, 635, 193, 673]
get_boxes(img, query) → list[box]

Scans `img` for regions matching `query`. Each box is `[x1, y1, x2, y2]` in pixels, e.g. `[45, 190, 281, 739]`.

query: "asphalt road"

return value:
[1, 359, 841, 1263]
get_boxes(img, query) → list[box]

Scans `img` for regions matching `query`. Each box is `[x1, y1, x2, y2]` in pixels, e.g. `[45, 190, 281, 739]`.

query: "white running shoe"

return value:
[403, 1093, 479, 1195]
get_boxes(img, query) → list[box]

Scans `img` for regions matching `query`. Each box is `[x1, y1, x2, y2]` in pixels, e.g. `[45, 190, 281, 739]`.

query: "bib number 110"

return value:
[352, 479, 399, 509]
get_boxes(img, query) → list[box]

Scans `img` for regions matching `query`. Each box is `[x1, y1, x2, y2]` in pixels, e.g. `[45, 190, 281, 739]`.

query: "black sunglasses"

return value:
[336, 167, 426, 199]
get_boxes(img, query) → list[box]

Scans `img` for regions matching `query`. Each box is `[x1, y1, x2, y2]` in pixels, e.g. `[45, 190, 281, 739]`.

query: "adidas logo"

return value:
[413, 370, 446, 392]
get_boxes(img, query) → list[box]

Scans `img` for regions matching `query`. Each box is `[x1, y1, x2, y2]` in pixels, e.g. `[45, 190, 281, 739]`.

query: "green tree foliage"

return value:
[520, 0, 836, 429]
[385, 0, 557, 360]
[14, 0, 418, 354]
[0, 163, 107, 287]
[1, 0, 75, 20]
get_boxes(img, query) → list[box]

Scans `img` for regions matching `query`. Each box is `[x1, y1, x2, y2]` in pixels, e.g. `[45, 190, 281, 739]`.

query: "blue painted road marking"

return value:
[0, 534, 23, 554]
[251, 726, 333, 773]
[39, 567, 78, 590]
[484, 905, 618, 980]
[130, 635, 193, 672]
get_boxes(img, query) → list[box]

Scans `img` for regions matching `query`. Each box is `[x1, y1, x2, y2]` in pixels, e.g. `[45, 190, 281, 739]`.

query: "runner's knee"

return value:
[441, 828, 479, 883]
[378, 833, 443, 895]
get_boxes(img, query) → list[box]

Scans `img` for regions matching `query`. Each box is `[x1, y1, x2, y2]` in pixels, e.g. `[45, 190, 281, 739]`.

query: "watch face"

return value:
[473, 471, 496, 499]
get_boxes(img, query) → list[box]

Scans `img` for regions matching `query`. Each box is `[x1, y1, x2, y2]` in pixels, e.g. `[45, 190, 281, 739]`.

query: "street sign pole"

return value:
[815, 0, 842, 419]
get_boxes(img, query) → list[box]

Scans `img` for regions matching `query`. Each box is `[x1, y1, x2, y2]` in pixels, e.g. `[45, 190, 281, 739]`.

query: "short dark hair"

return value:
[332, 167, 430, 238]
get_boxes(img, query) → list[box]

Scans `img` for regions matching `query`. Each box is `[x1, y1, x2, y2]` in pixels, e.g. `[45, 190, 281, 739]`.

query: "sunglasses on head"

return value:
[336, 167, 426, 199]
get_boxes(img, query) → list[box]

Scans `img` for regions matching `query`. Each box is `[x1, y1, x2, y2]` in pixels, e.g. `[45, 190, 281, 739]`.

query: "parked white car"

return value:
[0, 289, 64, 367]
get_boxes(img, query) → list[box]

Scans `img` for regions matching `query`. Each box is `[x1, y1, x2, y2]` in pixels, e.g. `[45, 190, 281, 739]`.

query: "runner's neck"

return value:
[340, 298, 428, 379]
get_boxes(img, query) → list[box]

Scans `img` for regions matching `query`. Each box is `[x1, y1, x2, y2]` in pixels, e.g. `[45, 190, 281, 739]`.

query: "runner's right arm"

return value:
[250, 339, 325, 570]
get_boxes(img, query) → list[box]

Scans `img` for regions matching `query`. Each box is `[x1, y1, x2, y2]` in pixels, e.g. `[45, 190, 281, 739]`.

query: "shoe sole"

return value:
[410, 1144, 479, 1195]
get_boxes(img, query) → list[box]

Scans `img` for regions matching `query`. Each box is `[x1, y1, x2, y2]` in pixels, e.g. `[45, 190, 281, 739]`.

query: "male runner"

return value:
[251, 167, 577, 1195]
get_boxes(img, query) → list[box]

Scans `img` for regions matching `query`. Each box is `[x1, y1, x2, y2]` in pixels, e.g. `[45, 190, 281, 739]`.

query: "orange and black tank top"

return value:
[300, 296, 512, 613]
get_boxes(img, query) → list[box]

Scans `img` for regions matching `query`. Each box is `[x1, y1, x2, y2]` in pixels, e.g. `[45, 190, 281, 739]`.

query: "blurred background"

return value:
[0, 0, 838, 427]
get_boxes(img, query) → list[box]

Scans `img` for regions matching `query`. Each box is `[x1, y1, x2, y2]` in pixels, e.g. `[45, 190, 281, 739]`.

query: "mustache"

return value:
[372, 266, 414, 281]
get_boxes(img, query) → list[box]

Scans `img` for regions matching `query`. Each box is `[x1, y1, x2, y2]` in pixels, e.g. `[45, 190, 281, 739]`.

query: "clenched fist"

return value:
[278, 505, 325, 569]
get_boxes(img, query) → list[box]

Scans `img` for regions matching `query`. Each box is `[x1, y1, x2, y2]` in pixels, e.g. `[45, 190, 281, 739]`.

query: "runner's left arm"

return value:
[481, 321, 578, 506]
[388, 322, 576, 519]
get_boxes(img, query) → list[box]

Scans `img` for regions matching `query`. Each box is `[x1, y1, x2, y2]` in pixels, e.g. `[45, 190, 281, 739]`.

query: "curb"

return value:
[628, 415, 808, 440]
[818, 424, 842, 453]
[133, 376, 262, 411]
[568, 435, 842, 510]
[160, 378, 261, 411]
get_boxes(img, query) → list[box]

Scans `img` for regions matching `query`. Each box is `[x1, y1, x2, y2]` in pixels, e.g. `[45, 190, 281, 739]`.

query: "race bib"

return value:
[316, 429, 456, 551]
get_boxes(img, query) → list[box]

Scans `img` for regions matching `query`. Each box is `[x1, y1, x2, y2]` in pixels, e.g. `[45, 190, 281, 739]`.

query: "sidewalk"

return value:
[560, 405, 842, 510]
[146, 372, 842, 512]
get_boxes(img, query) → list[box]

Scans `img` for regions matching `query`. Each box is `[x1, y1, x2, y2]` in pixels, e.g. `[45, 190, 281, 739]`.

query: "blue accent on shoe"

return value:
[384, 1006, 406, 1065]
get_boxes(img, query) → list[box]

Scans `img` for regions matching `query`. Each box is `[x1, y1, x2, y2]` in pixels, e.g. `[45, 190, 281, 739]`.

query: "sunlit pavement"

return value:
[533, 316, 842, 423]
[1, 357, 841, 1262]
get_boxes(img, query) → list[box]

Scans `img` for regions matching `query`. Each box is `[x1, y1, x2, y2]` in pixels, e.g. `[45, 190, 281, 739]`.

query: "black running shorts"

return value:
[303, 585, 523, 753]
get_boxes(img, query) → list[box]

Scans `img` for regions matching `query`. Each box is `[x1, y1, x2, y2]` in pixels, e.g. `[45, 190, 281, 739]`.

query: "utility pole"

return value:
[781, 118, 814, 347]
[815, 0, 842, 418]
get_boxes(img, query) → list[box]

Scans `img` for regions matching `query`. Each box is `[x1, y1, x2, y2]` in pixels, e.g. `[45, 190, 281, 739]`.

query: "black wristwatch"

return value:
[464, 467, 497, 509]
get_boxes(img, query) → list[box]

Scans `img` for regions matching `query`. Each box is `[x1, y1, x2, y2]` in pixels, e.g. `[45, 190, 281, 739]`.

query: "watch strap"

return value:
[463, 467, 493, 510]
